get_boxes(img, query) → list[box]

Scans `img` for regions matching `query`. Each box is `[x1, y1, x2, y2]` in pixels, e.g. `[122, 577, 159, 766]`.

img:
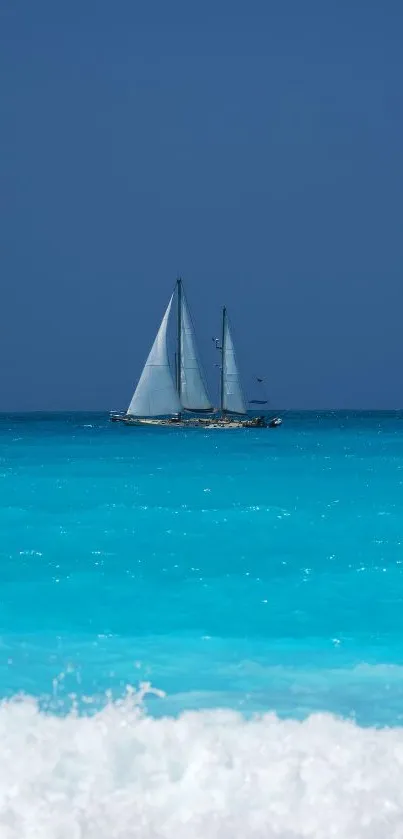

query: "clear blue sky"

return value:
[1, 0, 402, 410]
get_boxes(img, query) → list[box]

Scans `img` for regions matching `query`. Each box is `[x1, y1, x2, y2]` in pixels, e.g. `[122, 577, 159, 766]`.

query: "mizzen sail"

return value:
[222, 309, 247, 415]
[127, 294, 181, 417]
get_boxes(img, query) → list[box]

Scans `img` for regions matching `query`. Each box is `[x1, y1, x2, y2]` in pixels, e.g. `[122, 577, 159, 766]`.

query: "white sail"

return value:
[180, 296, 212, 411]
[127, 294, 181, 417]
[222, 315, 247, 415]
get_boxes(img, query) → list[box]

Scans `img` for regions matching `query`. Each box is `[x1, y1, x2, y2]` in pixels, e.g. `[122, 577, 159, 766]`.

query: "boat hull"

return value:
[110, 414, 185, 427]
[110, 414, 282, 429]
[202, 417, 282, 429]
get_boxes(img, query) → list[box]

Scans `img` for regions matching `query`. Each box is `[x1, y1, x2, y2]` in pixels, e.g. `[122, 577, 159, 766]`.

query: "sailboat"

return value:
[111, 279, 213, 426]
[110, 280, 282, 428]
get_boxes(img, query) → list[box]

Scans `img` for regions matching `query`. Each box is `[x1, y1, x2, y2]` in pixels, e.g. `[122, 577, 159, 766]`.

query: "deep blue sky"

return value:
[1, 1, 402, 409]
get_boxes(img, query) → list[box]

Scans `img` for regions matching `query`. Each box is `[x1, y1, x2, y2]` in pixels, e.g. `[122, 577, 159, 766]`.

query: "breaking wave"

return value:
[0, 686, 402, 838]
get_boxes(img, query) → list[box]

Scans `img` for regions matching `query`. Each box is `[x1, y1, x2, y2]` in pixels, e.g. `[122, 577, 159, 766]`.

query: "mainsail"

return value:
[221, 308, 247, 415]
[127, 294, 181, 417]
[180, 292, 212, 412]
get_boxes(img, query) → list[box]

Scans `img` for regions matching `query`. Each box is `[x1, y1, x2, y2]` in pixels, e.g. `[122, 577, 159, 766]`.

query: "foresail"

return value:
[223, 318, 247, 415]
[127, 294, 181, 417]
[180, 296, 212, 411]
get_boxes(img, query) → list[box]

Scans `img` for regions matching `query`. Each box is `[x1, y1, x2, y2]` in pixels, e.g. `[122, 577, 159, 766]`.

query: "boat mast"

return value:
[176, 277, 182, 414]
[220, 306, 226, 416]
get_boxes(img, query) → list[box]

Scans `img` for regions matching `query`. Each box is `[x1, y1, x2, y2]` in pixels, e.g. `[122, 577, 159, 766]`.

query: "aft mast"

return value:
[176, 277, 182, 417]
[220, 306, 226, 416]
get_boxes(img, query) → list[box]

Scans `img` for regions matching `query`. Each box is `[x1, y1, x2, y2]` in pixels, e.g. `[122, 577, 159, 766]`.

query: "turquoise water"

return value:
[2, 412, 403, 837]
[2, 410, 403, 722]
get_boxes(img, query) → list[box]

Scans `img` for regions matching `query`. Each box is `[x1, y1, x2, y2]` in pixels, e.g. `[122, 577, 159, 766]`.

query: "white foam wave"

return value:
[0, 688, 403, 838]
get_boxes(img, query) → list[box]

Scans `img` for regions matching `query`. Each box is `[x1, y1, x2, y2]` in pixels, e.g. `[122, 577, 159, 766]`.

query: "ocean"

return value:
[1, 411, 403, 837]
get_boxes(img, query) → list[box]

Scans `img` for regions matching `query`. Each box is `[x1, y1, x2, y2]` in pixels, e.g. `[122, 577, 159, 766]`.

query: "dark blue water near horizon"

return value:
[1, 410, 403, 724]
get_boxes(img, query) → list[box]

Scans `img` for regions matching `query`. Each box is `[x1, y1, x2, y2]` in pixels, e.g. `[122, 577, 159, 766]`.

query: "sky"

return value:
[1, 0, 402, 410]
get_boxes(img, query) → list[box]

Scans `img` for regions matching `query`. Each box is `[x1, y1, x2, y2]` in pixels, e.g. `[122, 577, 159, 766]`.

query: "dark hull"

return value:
[110, 413, 283, 429]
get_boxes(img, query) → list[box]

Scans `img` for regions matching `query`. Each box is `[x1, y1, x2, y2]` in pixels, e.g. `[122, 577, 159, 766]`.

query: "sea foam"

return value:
[0, 689, 402, 838]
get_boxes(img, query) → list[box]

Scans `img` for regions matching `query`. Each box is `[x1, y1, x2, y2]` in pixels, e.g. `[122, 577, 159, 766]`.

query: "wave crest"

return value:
[0, 688, 402, 838]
